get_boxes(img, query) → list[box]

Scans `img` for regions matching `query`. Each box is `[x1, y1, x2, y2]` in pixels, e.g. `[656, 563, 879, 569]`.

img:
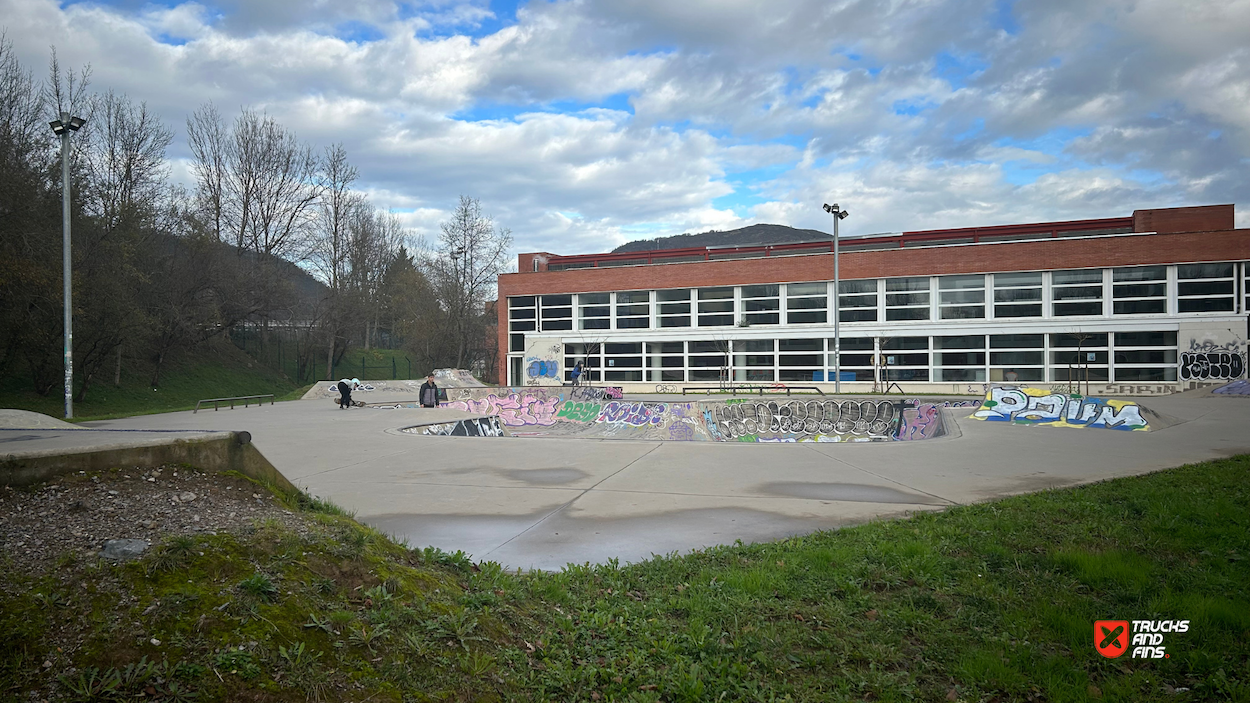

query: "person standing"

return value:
[418, 374, 440, 408]
[571, 360, 583, 387]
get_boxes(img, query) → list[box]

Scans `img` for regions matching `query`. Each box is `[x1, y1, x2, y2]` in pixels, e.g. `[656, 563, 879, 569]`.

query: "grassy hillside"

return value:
[0, 341, 308, 421]
[2, 457, 1247, 701]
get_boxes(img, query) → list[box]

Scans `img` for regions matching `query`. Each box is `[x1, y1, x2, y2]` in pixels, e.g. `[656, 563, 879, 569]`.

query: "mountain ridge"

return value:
[610, 223, 833, 254]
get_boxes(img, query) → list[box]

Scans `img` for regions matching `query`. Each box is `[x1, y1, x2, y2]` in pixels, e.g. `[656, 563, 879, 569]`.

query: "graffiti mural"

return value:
[1180, 352, 1244, 381]
[596, 401, 669, 427]
[898, 403, 944, 441]
[1213, 380, 1250, 396]
[405, 416, 505, 437]
[971, 386, 1149, 431]
[444, 392, 561, 427]
[525, 357, 560, 380]
[555, 401, 602, 423]
[711, 400, 900, 441]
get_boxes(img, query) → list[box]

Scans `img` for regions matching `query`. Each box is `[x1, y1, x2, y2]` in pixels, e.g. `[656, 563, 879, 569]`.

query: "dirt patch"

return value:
[0, 466, 309, 575]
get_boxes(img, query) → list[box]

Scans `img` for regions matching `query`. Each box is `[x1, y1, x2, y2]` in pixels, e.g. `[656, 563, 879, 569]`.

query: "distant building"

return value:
[497, 204, 1248, 395]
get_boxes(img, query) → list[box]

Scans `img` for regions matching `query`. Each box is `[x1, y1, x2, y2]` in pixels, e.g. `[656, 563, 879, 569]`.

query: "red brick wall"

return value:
[1134, 205, 1233, 234]
[496, 227, 1249, 381]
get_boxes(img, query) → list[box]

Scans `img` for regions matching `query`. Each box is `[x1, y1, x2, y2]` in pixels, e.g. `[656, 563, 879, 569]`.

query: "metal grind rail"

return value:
[682, 385, 825, 396]
[194, 394, 275, 413]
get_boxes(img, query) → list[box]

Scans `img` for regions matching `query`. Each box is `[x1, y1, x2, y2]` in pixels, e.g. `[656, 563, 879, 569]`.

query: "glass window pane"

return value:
[1053, 269, 1102, 284]
[698, 314, 734, 326]
[886, 292, 929, 306]
[511, 308, 536, 319]
[779, 338, 822, 351]
[886, 277, 929, 291]
[1113, 300, 1166, 315]
[787, 282, 827, 296]
[940, 289, 985, 304]
[1050, 333, 1108, 347]
[840, 309, 877, 322]
[995, 304, 1043, 317]
[1114, 283, 1166, 298]
[617, 291, 650, 304]
[510, 296, 535, 307]
[1178, 280, 1233, 297]
[741, 284, 779, 298]
[698, 287, 733, 299]
[1179, 298, 1234, 312]
[744, 313, 780, 324]
[788, 297, 826, 310]
[1113, 266, 1166, 282]
[542, 294, 572, 306]
[657, 289, 691, 301]
[990, 334, 1044, 348]
[1114, 331, 1176, 347]
[935, 335, 985, 349]
[659, 302, 690, 314]
[1053, 285, 1103, 300]
[939, 306, 984, 319]
[698, 300, 734, 313]
[837, 338, 875, 351]
[882, 337, 929, 350]
[1054, 302, 1102, 316]
[990, 351, 1043, 365]
[995, 271, 1042, 286]
[995, 288, 1042, 302]
[1178, 263, 1233, 279]
[838, 280, 877, 294]
[788, 311, 827, 323]
[658, 316, 690, 327]
[939, 274, 984, 290]
[744, 299, 780, 311]
[579, 292, 610, 304]
[887, 307, 930, 321]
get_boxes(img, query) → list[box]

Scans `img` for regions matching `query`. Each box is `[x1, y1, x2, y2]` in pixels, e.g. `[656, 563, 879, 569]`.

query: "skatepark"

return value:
[2, 383, 1246, 570]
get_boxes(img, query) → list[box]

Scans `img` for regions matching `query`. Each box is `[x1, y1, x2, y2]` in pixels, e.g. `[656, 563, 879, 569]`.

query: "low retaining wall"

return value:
[401, 416, 507, 437]
[427, 387, 948, 442]
[1, 432, 295, 491]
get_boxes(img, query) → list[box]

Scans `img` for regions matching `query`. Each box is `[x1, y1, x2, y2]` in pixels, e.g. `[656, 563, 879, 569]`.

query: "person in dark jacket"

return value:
[418, 374, 440, 408]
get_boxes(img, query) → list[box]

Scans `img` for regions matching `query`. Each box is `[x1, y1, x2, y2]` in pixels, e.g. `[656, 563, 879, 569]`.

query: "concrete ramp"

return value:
[433, 388, 949, 442]
[970, 386, 1175, 431]
[0, 409, 83, 430]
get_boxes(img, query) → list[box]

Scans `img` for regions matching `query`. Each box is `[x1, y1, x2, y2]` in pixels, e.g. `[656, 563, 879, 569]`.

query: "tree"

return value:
[428, 196, 511, 369]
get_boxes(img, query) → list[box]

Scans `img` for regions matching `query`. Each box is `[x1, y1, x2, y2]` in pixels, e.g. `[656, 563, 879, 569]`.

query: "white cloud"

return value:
[0, 0, 1245, 255]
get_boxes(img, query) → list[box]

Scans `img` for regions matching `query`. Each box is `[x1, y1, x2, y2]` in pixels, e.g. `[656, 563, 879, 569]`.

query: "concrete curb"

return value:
[1, 432, 296, 493]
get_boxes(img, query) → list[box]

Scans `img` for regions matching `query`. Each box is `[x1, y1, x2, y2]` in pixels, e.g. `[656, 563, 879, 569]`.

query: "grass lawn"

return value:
[3, 456, 1248, 702]
[0, 342, 309, 421]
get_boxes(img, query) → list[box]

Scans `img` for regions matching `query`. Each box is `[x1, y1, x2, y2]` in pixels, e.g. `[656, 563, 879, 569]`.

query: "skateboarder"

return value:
[419, 374, 440, 408]
[336, 378, 361, 409]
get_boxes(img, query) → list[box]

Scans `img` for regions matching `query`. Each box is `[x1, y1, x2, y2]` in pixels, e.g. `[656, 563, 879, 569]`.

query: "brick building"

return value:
[497, 204, 1248, 395]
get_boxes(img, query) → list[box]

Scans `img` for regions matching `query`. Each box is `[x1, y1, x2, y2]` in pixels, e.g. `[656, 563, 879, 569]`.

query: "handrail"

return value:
[194, 394, 275, 413]
[682, 385, 825, 397]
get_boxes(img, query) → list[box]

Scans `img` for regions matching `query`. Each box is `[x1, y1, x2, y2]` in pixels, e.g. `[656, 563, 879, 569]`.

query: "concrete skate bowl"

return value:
[431, 387, 949, 442]
[302, 369, 484, 403]
[970, 386, 1177, 431]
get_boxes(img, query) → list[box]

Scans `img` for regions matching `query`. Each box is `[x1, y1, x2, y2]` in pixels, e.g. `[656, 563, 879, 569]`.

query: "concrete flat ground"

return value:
[47, 391, 1250, 570]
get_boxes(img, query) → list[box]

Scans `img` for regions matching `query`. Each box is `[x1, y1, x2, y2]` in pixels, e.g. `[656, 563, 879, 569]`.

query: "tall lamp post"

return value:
[822, 203, 849, 394]
[50, 112, 86, 419]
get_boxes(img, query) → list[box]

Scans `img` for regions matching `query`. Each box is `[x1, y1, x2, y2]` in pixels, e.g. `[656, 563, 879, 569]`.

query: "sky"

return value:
[3, 0, 1248, 257]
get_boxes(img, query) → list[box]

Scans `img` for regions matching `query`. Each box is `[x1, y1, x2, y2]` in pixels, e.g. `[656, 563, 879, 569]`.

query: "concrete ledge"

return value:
[1, 432, 296, 493]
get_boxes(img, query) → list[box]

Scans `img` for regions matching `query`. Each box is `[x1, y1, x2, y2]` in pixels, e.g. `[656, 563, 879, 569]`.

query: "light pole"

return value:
[822, 203, 849, 394]
[50, 112, 86, 419]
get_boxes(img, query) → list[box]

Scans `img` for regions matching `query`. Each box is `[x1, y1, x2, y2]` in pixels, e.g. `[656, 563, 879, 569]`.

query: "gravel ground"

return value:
[0, 466, 310, 575]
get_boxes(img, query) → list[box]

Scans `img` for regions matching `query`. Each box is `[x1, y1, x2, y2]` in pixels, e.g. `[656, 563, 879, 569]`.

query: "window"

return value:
[646, 342, 685, 382]
[510, 334, 525, 352]
[786, 282, 827, 324]
[935, 335, 985, 381]
[1178, 263, 1235, 312]
[938, 275, 985, 320]
[989, 334, 1044, 382]
[1114, 331, 1177, 382]
[688, 340, 730, 381]
[885, 277, 931, 321]
[698, 287, 735, 326]
[1113, 266, 1167, 315]
[839, 280, 878, 322]
[831, 337, 875, 382]
[616, 290, 651, 329]
[777, 338, 823, 381]
[733, 339, 775, 381]
[578, 292, 610, 330]
[604, 342, 643, 382]
[1052, 269, 1104, 317]
[881, 336, 929, 381]
[540, 294, 573, 331]
[1050, 333, 1109, 382]
[741, 285, 780, 325]
[508, 296, 536, 332]
[993, 272, 1042, 318]
[657, 289, 692, 328]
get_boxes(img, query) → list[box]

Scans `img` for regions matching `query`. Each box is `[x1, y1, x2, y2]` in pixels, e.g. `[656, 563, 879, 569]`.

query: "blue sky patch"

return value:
[934, 51, 989, 89]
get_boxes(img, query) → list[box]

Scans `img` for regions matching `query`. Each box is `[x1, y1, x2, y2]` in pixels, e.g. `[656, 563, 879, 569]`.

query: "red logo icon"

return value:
[1095, 620, 1129, 658]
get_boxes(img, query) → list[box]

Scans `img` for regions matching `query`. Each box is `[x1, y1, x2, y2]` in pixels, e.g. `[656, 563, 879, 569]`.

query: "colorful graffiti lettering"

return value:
[409, 416, 505, 437]
[602, 387, 624, 399]
[556, 401, 602, 423]
[445, 392, 560, 427]
[525, 357, 560, 379]
[596, 401, 668, 427]
[972, 386, 1149, 431]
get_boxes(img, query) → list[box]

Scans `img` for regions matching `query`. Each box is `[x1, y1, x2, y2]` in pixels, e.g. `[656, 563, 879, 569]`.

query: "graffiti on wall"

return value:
[972, 386, 1149, 431]
[1181, 337, 1246, 382]
[407, 416, 505, 437]
[596, 401, 668, 427]
[898, 403, 943, 441]
[711, 400, 900, 441]
[525, 357, 560, 380]
[444, 392, 561, 427]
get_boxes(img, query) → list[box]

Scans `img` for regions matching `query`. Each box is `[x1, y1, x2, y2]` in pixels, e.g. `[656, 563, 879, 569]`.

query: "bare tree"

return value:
[83, 90, 173, 234]
[429, 196, 511, 369]
[308, 143, 360, 376]
[186, 102, 229, 241]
